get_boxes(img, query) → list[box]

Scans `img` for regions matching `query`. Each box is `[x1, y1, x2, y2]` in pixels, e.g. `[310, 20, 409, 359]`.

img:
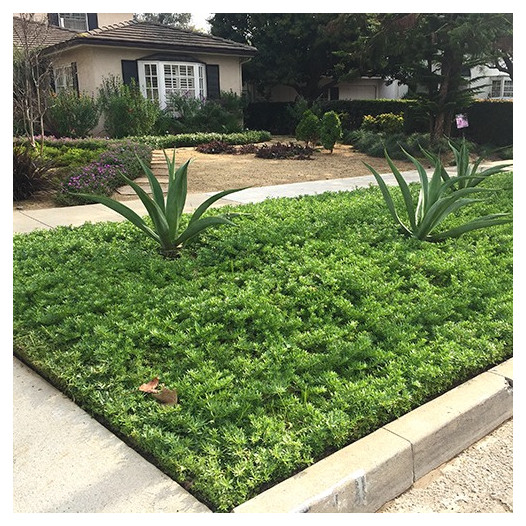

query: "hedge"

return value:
[245, 100, 513, 146]
[129, 130, 272, 149]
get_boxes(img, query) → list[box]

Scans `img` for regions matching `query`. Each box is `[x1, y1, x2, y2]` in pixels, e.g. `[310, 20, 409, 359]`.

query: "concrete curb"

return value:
[233, 359, 513, 513]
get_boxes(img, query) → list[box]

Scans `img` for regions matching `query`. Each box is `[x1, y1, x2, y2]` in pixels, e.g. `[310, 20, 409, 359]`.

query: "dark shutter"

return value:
[48, 13, 59, 26]
[206, 65, 220, 99]
[87, 14, 98, 30]
[71, 62, 79, 95]
[121, 60, 139, 86]
[49, 67, 56, 92]
[329, 87, 339, 101]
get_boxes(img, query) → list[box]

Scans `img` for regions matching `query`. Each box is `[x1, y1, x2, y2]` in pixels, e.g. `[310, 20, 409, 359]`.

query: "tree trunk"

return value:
[431, 47, 463, 142]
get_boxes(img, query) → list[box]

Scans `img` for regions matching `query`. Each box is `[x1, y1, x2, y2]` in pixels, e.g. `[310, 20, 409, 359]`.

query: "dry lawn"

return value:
[14, 138, 421, 210]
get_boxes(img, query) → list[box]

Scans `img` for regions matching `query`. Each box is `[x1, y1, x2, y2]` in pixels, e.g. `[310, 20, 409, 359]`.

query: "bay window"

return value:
[138, 60, 206, 107]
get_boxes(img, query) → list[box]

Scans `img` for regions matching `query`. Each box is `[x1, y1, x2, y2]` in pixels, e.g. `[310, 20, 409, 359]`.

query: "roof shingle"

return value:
[43, 20, 257, 56]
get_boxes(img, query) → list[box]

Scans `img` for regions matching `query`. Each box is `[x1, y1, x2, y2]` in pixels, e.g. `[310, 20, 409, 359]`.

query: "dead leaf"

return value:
[139, 377, 160, 393]
[152, 386, 178, 405]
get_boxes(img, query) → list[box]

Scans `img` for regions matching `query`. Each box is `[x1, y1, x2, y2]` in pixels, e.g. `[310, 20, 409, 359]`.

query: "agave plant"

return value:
[76, 149, 246, 257]
[419, 139, 512, 189]
[364, 144, 512, 242]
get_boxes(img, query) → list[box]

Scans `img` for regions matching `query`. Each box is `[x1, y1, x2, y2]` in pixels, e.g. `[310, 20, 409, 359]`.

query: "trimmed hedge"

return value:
[453, 100, 513, 147]
[130, 130, 272, 149]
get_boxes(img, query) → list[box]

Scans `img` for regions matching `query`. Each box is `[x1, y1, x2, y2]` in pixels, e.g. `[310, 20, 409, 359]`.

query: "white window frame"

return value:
[490, 77, 513, 99]
[137, 61, 206, 108]
[53, 65, 75, 93]
[58, 13, 89, 31]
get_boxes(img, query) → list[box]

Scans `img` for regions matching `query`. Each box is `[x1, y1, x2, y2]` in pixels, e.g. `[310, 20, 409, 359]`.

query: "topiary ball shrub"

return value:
[295, 110, 321, 147]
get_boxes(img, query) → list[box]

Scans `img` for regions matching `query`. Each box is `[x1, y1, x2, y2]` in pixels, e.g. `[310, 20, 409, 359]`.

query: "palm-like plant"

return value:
[76, 149, 246, 257]
[364, 143, 512, 242]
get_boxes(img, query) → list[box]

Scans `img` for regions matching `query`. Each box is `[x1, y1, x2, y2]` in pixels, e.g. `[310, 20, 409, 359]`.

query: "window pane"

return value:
[490, 80, 501, 98]
[503, 79, 513, 97]
[59, 13, 87, 31]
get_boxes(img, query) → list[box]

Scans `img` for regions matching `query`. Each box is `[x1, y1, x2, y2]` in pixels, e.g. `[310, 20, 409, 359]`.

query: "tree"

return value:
[13, 14, 54, 149]
[134, 13, 191, 29]
[337, 13, 513, 141]
[210, 13, 367, 100]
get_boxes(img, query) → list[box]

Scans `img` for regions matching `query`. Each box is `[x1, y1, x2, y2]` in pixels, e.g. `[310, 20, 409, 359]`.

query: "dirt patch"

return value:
[13, 138, 420, 210]
[167, 141, 419, 195]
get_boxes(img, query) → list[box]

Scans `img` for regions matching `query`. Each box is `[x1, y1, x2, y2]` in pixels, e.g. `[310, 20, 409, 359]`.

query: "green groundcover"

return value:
[13, 174, 512, 511]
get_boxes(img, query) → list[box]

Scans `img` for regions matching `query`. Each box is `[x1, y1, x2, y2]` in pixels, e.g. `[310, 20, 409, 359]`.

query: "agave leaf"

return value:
[430, 213, 512, 241]
[165, 159, 191, 241]
[383, 151, 417, 231]
[414, 196, 484, 239]
[418, 145, 451, 183]
[175, 216, 238, 247]
[120, 175, 172, 249]
[399, 146, 432, 221]
[189, 187, 249, 226]
[363, 162, 412, 236]
[72, 193, 160, 243]
[137, 156, 166, 212]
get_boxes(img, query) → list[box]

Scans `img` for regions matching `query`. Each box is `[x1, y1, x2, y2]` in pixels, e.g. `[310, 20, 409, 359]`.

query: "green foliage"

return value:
[73, 150, 246, 257]
[345, 130, 476, 160]
[132, 130, 271, 149]
[55, 141, 152, 206]
[156, 91, 246, 135]
[13, 144, 55, 201]
[45, 90, 100, 138]
[13, 174, 512, 511]
[360, 113, 404, 135]
[295, 110, 321, 147]
[98, 77, 160, 138]
[320, 111, 343, 152]
[40, 145, 105, 168]
[364, 142, 512, 241]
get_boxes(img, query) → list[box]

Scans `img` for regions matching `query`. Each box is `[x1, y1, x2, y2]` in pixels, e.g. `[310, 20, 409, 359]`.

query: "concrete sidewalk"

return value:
[13, 170, 513, 513]
[13, 170, 423, 233]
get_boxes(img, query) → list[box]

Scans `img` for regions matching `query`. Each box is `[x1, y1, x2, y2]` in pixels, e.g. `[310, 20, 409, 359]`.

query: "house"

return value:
[13, 14, 257, 111]
[264, 65, 512, 103]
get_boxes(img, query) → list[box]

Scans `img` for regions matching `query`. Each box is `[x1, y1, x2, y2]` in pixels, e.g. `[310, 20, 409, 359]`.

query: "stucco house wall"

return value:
[50, 46, 246, 98]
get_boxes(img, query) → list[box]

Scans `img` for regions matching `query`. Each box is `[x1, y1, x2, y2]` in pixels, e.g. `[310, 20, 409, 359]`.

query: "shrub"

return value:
[56, 140, 152, 205]
[347, 130, 458, 160]
[320, 111, 343, 153]
[158, 91, 246, 134]
[236, 143, 259, 155]
[255, 142, 313, 160]
[41, 145, 106, 168]
[98, 77, 160, 138]
[98, 141, 153, 179]
[56, 162, 123, 205]
[295, 110, 321, 147]
[13, 144, 55, 201]
[361, 113, 404, 134]
[45, 90, 100, 138]
[196, 141, 236, 154]
[132, 130, 272, 149]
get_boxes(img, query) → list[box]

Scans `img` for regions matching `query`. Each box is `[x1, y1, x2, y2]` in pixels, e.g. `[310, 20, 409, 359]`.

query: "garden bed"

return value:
[13, 173, 512, 512]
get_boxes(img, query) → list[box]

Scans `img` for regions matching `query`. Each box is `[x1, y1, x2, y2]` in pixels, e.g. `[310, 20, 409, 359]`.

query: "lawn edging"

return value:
[233, 358, 513, 513]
